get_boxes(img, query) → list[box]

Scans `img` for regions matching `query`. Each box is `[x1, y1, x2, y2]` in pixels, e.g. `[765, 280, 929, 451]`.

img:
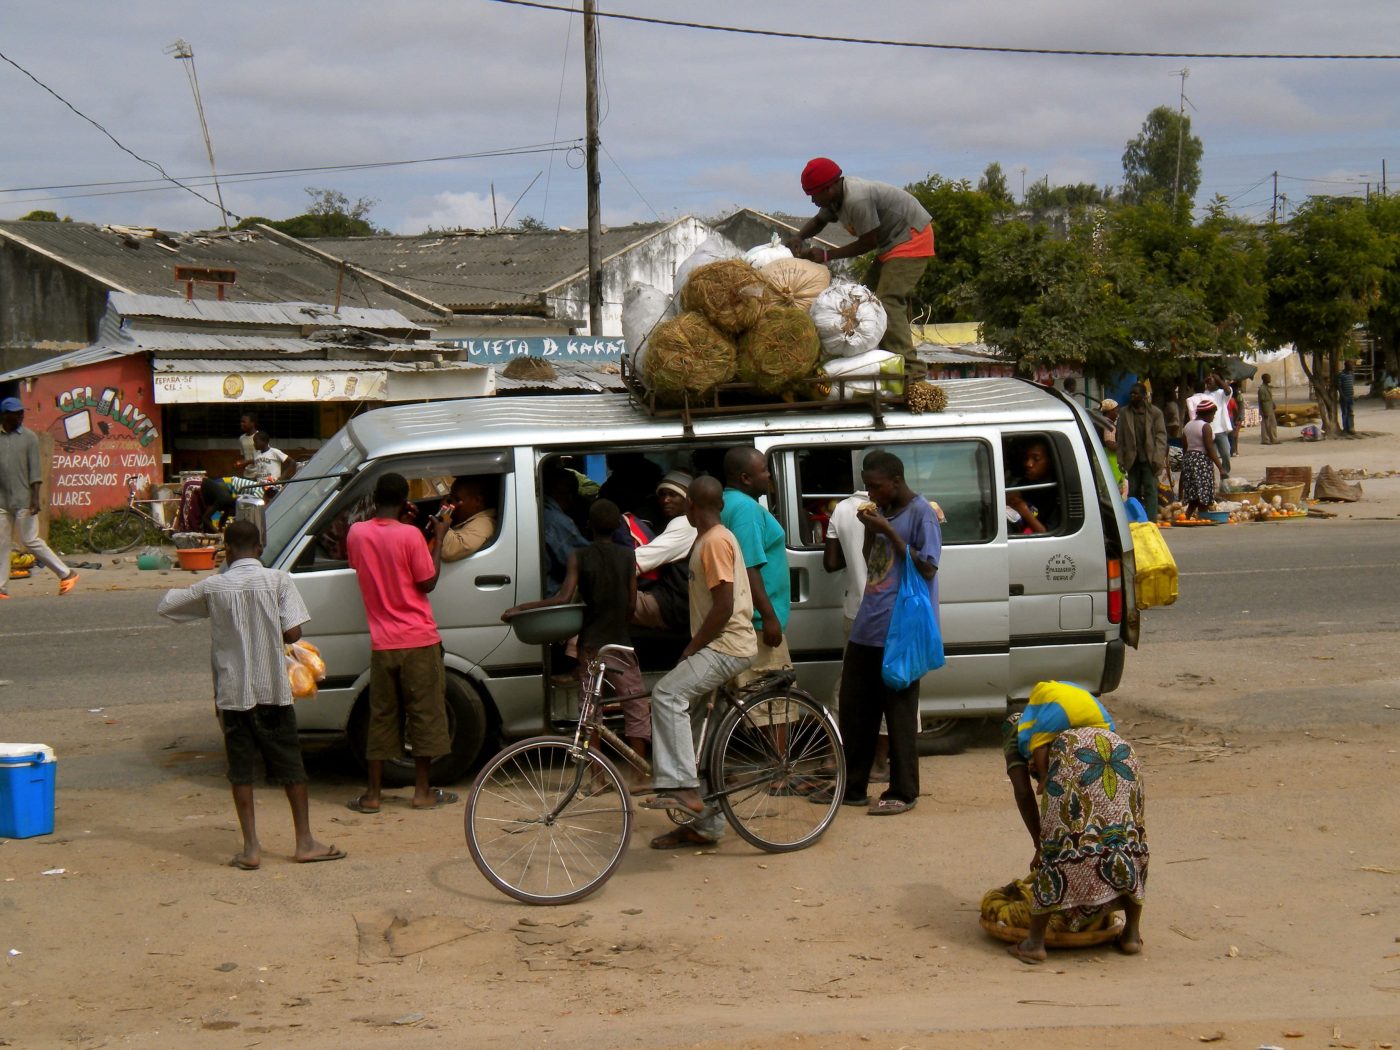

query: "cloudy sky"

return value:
[3, 1, 1398, 235]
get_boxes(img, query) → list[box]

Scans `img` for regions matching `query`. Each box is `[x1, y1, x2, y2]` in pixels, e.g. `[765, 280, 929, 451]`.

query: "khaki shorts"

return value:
[366, 644, 451, 761]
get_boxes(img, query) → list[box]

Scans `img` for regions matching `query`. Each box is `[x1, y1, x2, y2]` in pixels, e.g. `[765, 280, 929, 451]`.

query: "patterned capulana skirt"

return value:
[1180, 449, 1217, 506]
[1031, 727, 1149, 926]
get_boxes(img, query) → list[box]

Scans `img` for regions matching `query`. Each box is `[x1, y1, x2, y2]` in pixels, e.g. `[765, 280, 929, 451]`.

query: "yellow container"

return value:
[1129, 521, 1178, 608]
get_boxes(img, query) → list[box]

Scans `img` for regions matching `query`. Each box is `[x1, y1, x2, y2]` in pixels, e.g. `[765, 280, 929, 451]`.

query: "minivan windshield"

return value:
[262, 430, 364, 566]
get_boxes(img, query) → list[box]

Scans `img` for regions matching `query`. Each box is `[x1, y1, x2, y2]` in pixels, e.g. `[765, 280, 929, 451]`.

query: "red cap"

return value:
[801, 157, 842, 195]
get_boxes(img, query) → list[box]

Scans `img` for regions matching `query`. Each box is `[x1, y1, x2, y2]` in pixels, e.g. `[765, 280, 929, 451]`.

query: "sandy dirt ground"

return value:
[4, 401, 1400, 1049]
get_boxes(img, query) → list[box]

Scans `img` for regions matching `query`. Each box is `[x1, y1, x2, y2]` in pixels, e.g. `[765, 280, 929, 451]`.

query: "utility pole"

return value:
[166, 39, 229, 230]
[1171, 68, 1189, 221]
[1271, 171, 1279, 223]
[490, 182, 499, 228]
[582, 0, 604, 337]
[1383, 159, 1388, 197]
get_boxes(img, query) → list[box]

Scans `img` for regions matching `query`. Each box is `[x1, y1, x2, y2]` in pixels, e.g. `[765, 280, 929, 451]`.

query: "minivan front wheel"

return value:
[348, 673, 491, 787]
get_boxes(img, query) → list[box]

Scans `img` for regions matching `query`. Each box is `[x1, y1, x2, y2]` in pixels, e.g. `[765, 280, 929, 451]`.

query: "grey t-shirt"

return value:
[0, 426, 42, 512]
[816, 176, 932, 257]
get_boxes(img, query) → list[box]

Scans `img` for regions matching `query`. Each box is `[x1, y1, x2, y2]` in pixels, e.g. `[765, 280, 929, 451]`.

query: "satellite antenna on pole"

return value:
[165, 39, 230, 230]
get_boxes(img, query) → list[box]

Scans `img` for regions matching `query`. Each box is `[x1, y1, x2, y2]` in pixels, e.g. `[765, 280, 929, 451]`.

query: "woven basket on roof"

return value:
[680, 259, 768, 335]
[737, 307, 821, 396]
[643, 311, 737, 406]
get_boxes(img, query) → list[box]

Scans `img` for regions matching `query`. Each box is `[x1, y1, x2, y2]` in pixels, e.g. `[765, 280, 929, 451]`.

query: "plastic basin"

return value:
[508, 604, 585, 644]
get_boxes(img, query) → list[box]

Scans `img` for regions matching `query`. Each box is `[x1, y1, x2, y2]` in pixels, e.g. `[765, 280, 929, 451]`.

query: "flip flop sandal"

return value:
[649, 827, 718, 850]
[295, 846, 347, 864]
[345, 797, 382, 814]
[806, 788, 869, 807]
[868, 797, 916, 816]
[411, 789, 460, 810]
[639, 792, 704, 816]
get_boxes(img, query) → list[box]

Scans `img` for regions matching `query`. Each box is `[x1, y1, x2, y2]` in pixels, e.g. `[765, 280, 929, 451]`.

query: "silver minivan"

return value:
[261, 379, 1138, 783]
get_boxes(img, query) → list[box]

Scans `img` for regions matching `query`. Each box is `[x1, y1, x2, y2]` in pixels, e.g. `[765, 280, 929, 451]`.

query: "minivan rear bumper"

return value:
[1100, 638, 1126, 694]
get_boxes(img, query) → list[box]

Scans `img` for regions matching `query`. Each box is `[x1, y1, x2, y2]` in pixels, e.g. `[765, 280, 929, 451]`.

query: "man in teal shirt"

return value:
[720, 446, 791, 681]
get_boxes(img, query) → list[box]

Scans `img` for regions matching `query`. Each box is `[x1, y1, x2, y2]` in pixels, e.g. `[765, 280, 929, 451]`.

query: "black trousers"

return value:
[837, 641, 920, 804]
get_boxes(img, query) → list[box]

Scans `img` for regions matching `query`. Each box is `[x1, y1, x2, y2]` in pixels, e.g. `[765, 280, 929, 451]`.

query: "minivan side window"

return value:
[294, 450, 511, 570]
[786, 440, 995, 548]
[1004, 433, 1075, 537]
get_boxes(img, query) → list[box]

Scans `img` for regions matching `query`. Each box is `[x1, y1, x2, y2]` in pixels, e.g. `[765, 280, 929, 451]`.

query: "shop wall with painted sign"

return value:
[444, 336, 625, 363]
[153, 370, 388, 404]
[20, 356, 164, 519]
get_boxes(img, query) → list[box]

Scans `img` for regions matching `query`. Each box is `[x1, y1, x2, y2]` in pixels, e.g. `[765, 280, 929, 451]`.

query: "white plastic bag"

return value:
[621, 283, 674, 379]
[743, 234, 793, 270]
[809, 280, 888, 358]
[821, 349, 905, 400]
[674, 233, 743, 291]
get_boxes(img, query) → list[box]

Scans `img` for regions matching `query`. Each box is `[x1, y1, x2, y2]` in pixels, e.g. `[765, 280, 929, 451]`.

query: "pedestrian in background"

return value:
[157, 520, 344, 870]
[1258, 373, 1279, 445]
[345, 472, 458, 814]
[0, 396, 78, 598]
[251, 431, 291, 482]
[1336, 360, 1356, 435]
[235, 413, 259, 479]
[1117, 383, 1168, 521]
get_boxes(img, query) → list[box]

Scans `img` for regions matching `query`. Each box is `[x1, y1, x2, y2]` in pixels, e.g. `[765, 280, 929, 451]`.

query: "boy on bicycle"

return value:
[641, 476, 756, 849]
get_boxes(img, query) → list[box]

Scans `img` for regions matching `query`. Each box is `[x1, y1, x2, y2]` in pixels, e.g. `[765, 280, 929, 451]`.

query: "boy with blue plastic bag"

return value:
[813, 451, 941, 816]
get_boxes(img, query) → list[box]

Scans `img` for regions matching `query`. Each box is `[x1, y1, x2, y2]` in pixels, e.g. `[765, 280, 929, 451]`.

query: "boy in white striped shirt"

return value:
[158, 521, 345, 870]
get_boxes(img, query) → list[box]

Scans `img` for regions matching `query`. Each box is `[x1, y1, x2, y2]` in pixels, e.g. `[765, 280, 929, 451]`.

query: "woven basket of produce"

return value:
[680, 259, 768, 335]
[736, 307, 821, 396]
[759, 258, 831, 312]
[978, 878, 1124, 948]
[643, 311, 738, 406]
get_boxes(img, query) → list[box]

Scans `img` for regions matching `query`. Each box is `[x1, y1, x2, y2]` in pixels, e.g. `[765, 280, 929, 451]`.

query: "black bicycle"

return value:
[465, 643, 846, 905]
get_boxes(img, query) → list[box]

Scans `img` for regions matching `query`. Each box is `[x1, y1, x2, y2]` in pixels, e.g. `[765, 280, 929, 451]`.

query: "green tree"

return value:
[18, 209, 62, 222]
[1261, 196, 1390, 435]
[900, 175, 998, 323]
[977, 162, 1014, 208]
[237, 187, 382, 237]
[1024, 182, 1113, 211]
[1364, 193, 1400, 386]
[1121, 105, 1203, 214]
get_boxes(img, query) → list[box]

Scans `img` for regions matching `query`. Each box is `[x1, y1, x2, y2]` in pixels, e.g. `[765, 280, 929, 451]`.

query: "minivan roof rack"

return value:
[619, 355, 927, 438]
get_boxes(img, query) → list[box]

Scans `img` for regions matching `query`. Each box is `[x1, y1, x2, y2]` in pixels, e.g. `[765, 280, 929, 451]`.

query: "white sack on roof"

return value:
[743, 234, 793, 270]
[821, 348, 905, 400]
[810, 280, 887, 358]
[622, 283, 674, 379]
[674, 233, 742, 290]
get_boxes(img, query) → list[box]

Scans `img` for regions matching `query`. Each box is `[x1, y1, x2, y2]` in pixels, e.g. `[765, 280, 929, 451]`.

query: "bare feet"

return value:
[1007, 939, 1047, 964]
[228, 852, 260, 871]
[1116, 931, 1143, 955]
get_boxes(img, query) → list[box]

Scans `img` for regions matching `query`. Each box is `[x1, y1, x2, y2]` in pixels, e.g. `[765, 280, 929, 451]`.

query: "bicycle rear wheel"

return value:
[466, 736, 632, 905]
[86, 509, 147, 553]
[710, 688, 845, 853]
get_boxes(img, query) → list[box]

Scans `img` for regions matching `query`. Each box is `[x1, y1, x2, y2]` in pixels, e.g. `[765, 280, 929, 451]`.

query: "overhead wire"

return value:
[483, 0, 1400, 61]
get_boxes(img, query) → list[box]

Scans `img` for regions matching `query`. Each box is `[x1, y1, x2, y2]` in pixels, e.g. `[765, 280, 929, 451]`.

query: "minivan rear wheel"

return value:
[347, 673, 491, 786]
[915, 717, 983, 756]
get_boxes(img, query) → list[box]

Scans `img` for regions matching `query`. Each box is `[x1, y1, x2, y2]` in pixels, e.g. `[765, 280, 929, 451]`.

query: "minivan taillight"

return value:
[1107, 557, 1123, 624]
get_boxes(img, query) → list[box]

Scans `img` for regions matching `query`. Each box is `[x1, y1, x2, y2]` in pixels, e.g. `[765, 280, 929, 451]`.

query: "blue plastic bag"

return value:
[881, 549, 945, 690]
[1123, 496, 1148, 523]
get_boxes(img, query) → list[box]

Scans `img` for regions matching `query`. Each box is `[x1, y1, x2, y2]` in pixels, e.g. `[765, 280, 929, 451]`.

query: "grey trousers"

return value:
[650, 646, 752, 839]
[0, 509, 70, 595]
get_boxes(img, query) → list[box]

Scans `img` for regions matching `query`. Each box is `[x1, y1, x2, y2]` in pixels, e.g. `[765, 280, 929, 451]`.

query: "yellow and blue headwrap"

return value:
[1015, 680, 1114, 758]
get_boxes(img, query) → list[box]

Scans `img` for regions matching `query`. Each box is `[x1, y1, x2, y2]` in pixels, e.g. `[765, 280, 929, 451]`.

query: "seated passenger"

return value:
[1006, 439, 1060, 535]
[440, 476, 498, 563]
[633, 471, 696, 635]
[542, 464, 588, 595]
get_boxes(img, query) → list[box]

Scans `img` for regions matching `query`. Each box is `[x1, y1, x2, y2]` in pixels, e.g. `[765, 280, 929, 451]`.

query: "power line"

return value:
[0, 47, 240, 219]
[484, 0, 1400, 60]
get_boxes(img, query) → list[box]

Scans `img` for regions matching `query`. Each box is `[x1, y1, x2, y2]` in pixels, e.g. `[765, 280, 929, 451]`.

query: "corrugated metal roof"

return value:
[0, 343, 139, 382]
[108, 292, 431, 334]
[492, 360, 626, 395]
[0, 220, 445, 322]
[151, 356, 489, 376]
[344, 379, 1072, 458]
[304, 221, 685, 310]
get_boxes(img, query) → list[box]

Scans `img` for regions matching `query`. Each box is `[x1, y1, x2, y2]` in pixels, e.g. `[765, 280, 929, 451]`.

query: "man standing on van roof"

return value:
[787, 158, 935, 362]
[720, 447, 792, 684]
[345, 472, 458, 814]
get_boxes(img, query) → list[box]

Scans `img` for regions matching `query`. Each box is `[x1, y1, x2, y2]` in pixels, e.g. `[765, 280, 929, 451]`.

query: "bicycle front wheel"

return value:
[710, 688, 845, 853]
[86, 509, 147, 553]
[466, 736, 632, 905]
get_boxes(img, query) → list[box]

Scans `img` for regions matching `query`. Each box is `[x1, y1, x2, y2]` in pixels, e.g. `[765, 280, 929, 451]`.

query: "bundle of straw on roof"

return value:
[737, 306, 821, 396]
[501, 356, 557, 381]
[643, 311, 738, 405]
[680, 259, 768, 335]
[759, 258, 831, 312]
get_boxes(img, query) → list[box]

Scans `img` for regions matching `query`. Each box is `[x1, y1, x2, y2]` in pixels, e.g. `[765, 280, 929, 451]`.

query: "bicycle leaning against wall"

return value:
[84, 475, 184, 554]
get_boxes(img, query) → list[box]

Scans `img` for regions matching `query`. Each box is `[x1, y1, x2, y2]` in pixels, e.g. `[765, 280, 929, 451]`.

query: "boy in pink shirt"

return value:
[345, 473, 458, 812]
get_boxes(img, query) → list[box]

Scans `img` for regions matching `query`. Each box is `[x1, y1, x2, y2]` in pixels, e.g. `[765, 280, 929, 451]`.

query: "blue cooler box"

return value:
[0, 744, 56, 839]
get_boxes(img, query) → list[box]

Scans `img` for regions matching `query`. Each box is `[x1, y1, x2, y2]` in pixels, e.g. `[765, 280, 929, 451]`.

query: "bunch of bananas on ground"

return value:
[980, 876, 1113, 933]
[906, 381, 949, 414]
[9, 551, 35, 579]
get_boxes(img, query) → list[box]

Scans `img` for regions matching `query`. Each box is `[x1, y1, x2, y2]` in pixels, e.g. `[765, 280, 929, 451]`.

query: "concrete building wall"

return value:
[0, 242, 106, 374]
